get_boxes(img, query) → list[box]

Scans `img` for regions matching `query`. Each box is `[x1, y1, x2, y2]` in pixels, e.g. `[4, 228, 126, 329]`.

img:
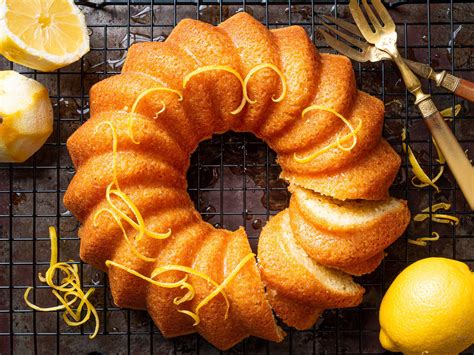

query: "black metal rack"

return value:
[0, 1, 473, 354]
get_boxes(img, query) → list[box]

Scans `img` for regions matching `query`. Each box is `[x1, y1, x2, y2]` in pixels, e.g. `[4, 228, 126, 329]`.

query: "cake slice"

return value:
[258, 210, 364, 309]
[266, 287, 324, 330]
[289, 188, 410, 268]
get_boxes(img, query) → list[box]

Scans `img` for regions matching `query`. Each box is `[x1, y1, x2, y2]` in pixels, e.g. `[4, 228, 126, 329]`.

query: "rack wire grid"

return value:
[0, 0, 473, 354]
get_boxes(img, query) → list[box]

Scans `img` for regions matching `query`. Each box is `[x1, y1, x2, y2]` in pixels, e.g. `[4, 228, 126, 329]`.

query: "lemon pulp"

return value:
[0, 0, 89, 71]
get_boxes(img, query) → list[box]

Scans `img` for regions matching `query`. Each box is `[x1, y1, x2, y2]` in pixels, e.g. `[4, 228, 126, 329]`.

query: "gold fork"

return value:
[318, 15, 474, 103]
[348, 0, 474, 209]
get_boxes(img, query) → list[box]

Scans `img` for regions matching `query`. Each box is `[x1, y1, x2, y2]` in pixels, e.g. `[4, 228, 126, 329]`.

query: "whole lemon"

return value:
[0, 71, 53, 162]
[379, 257, 474, 354]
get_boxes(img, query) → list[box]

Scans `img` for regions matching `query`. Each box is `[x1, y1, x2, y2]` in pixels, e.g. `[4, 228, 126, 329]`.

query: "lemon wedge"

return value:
[0, 0, 89, 72]
[0, 70, 53, 162]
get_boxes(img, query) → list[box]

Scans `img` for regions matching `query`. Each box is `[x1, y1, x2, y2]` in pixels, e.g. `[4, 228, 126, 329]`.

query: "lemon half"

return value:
[0, 0, 89, 72]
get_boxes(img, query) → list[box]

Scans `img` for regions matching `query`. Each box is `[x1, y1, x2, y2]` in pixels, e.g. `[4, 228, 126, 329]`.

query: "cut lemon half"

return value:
[0, 0, 90, 72]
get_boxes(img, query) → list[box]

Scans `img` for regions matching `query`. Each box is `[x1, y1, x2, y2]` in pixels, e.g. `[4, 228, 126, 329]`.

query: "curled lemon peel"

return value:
[401, 104, 461, 191]
[408, 231, 441, 247]
[128, 87, 183, 144]
[402, 129, 446, 192]
[101, 183, 172, 241]
[193, 252, 255, 325]
[243, 63, 287, 104]
[294, 105, 362, 163]
[105, 253, 255, 326]
[151, 264, 231, 325]
[95, 121, 120, 190]
[23, 226, 99, 339]
[183, 65, 246, 115]
[93, 121, 171, 261]
[413, 203, 460, 225]
[93, 208, 157, 262]
[105, 260, 198, 322]
[440, 104, 462, 122]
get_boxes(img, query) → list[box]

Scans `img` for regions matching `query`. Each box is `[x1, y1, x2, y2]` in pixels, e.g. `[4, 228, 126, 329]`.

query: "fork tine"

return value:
[321, 15, 363, 37]
[361, 0, 383, 31]
[348, 0, 378, 44]
[318, 28, 369, 63]
[371, 0, 396, 31]
[321, 23, 370, 51]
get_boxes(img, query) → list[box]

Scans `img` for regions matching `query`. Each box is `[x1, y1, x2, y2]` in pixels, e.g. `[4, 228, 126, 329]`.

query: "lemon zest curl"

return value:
[408, 232, 441, 247]
[23, 227, 100, 339]
[294, 106, 362, 163]
[105, 253, 255, 326]
[401, 129, 446, 192]
[93, 122, 172, 262]
[243, 63, 287, 104]
[128, 87, 183, 144]
[183, 65, 246, 115]
[413, 202, 460, 225]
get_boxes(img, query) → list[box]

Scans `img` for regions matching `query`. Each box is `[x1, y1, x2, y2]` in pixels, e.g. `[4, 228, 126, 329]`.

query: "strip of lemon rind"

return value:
[193, 252, 255, 324]
[23, 227, 100, 339]
[402, 129, 445, 192]
[402, 103, 462, 192]
[413, 202, 460, 225]
[128, 87, 183, 144]
[93, 121, 172, 256]
[408, 232, 441, 247]
[105, 253, 254, 326]
[294, 105, 362, 163]
[243, 63, 287, 104]
[104, 183, 172, 241]
[183, 65, 246, 115]
[94, 208, 157, 262]
[440, 104, 461, 122]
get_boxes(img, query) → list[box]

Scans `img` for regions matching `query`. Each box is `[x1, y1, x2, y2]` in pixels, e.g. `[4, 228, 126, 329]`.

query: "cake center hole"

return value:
[186, 132, 289, 243]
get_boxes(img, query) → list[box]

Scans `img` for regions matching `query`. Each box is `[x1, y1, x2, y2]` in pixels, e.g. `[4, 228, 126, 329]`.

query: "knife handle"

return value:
[454, 79, 474, 103]
[420, 101, 474, 209]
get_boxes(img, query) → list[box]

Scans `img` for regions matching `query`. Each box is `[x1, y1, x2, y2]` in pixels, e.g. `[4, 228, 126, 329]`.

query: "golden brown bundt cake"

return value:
[64, 12, 409, 350]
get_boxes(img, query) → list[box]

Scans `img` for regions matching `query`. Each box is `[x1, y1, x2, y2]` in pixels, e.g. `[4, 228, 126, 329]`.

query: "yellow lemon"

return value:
[379, 257, 474, 354]
[0, 0, 89, 72]
[0, 70, 53, 162]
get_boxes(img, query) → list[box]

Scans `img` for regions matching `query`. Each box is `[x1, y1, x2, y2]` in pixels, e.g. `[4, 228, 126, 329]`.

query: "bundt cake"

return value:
[64, 12, 410, 350]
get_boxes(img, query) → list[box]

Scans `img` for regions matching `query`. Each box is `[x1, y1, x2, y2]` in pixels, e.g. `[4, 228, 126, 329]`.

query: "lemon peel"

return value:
[23, 226, 99, 339]
[128, 87, 183, 144]
[183, 65, 246, 115]
[413, 203, 460, 226]
[401, 129, 446, 192]
[105, 253, 255, 326]
[408, 231, 441, 247]
[93, 121, 171, 261]
[192, 252, 255, 325]
[440, 104, 462, 122]
[243, 63, 287, 104]
[93, 208, 156, 262]
[402, 103, 462, 191]
[294, 106, 362, 163]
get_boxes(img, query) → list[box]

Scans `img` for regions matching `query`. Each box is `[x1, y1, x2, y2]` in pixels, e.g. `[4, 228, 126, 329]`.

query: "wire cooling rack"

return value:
[0, 1, 473, 354]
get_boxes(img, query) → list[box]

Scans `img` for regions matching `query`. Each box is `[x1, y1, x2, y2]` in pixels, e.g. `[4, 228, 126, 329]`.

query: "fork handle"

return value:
[421, 101, 474, 209]
[454, 79, 474, 103]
